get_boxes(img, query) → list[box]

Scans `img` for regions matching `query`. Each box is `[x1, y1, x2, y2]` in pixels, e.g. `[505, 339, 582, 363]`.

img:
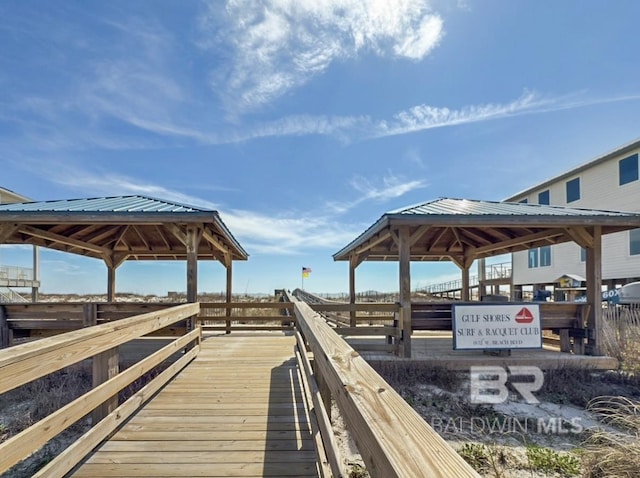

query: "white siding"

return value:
[511, 145, 640, 285]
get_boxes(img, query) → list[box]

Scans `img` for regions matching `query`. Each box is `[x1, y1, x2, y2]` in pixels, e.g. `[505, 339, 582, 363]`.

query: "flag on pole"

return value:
[302, 267, 311, 278]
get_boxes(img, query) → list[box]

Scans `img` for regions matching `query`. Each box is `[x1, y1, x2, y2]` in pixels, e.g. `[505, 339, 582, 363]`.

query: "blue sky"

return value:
[1, 1, 639, 296]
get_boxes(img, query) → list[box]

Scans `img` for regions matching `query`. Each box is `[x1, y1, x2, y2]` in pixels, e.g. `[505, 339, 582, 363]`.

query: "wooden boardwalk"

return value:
[69, 333, 319, 477]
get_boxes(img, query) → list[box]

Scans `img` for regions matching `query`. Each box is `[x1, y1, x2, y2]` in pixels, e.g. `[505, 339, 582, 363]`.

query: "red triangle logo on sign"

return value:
[515, 307, 534, 324]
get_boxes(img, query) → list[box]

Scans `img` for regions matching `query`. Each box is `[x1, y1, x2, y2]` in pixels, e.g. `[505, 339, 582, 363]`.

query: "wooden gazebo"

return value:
[334, 198, 640, 357]
[0, 195, 248, 303]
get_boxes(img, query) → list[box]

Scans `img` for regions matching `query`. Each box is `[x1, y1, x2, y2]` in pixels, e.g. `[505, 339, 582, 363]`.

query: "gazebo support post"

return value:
[186, 225, 202, 330]
[107, 265, 116, 302]
[225, 253, 232, 334]
[104, 253, 127, 303]
[349, 255, 357, 327]
[398, 226, 412, 358]
[452, 255, 475, 302]
[461, 266, 471, 301]
[586, 226, 603, 355]
[477, 258, 486, 300]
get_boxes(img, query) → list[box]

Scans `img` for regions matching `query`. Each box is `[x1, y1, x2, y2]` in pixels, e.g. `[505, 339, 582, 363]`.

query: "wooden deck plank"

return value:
[98, 440, 315, 452]
[86, 450, 318, 464]
[70, 462, 318, 477]
[70, 334, 318, 478]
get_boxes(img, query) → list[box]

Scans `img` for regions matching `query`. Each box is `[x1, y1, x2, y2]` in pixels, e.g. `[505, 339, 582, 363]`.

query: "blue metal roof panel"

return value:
[0, 195, 208, 213]
[391, 198, 636, 217]
[333, 197, 640, 260]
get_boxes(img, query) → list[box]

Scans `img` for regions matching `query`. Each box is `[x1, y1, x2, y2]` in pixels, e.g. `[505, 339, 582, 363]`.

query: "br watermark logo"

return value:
[470, 365, 544, 404]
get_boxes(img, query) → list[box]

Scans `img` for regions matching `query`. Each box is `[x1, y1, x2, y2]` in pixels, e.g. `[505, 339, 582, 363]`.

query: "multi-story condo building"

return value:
[505, 138, 640, 300]
[0, 186, 40, 301]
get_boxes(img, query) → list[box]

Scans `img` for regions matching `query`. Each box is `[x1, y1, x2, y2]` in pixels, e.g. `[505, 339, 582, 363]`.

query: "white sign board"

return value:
[452, 304, 542, 350]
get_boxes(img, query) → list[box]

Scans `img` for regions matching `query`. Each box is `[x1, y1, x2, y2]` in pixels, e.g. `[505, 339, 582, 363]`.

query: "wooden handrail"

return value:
[293, 298, 480, 478]
[34, 347, 198, 478]
[0, 328, 200, 474]
[0, 302, 201, 476]
[0, 302, 198, 394]
[199, 301, 295, 310]
[308, 303, 398, 313]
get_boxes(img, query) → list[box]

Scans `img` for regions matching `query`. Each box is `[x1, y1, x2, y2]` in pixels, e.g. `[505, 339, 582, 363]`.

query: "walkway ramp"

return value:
[70, 334, 318, 477]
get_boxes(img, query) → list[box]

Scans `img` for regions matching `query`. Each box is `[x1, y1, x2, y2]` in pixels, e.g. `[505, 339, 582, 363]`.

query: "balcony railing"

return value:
[421, 261, 512, 294]
[0, 265, 34, 281]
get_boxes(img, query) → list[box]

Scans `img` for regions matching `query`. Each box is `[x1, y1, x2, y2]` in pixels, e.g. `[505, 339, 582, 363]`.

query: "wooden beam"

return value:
[106, 266, 116, 302]
[461, 266, 470, 301]
[0, 224, 20, 243]
[409, 225, 430, 247]
[425, 226, 449, 250]
[564, 226, 594, 249]
[349, 255, 357, 327]
[451, 228, 465, 248]
[457, 227, 495, 247]
[167, 224, 187, 246]
[186, 225, 202, 311]
[78, 225, 120, 244]
[354, 229, 391, 255]
[225, 253, 232, 335]
[586, 226, 602, 356]
[83, 303, 119, 423]
[471, 228, 566, 256]
[389, 229, 399, 247]
[112, 225, 129, 249]
[202, 226, 231, 255]
[131, 225, 150, 250]
[155, 225, 172, 251]
[398, 226, 412, 357]
[17, 225, 110, 256]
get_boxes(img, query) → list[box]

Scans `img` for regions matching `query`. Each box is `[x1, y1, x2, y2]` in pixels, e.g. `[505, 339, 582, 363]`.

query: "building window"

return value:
[528, 247, 551, 268]
[566, 177, 580, 203]
[619, 153, 639, 186]
[538, 190, 550, 205]
[630, 229, 640, 256]
[580, 247, 586, 262]
[540, 246, 552, 266]
[519, 198, 528, 204]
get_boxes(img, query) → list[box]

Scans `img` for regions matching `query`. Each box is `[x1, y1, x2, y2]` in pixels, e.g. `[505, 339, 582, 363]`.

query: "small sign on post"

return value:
[453, 304, 542, 350]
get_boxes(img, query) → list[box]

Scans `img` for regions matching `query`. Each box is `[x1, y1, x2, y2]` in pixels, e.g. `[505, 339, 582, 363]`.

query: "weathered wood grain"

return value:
[294, 299, 480, 478]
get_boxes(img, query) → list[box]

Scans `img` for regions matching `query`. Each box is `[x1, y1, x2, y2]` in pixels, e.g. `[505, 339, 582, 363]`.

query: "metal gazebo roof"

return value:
[0, 195, 248, 262]
[334, 198, 640, 263]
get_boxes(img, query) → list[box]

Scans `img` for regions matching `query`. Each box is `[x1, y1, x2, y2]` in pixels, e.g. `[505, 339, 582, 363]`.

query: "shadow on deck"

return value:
[68, 333, 319, 477]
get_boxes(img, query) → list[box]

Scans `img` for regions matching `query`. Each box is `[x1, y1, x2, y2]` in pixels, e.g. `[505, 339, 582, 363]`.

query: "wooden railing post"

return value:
[84, 302, 119, 423]
[0, 305, 9, 348]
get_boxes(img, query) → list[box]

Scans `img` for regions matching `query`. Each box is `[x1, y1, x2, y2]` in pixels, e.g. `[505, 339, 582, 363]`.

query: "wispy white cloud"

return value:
[373, 90, 547, 137]
[41, 163, 220, 210]
[242, 90, 640, 141]
[34, 165, 362, 254]
[203, 0, 444, 113]
[221, 209, 361, 254]
[327, 172, 427, 214]
[41, 259, 85, 275]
